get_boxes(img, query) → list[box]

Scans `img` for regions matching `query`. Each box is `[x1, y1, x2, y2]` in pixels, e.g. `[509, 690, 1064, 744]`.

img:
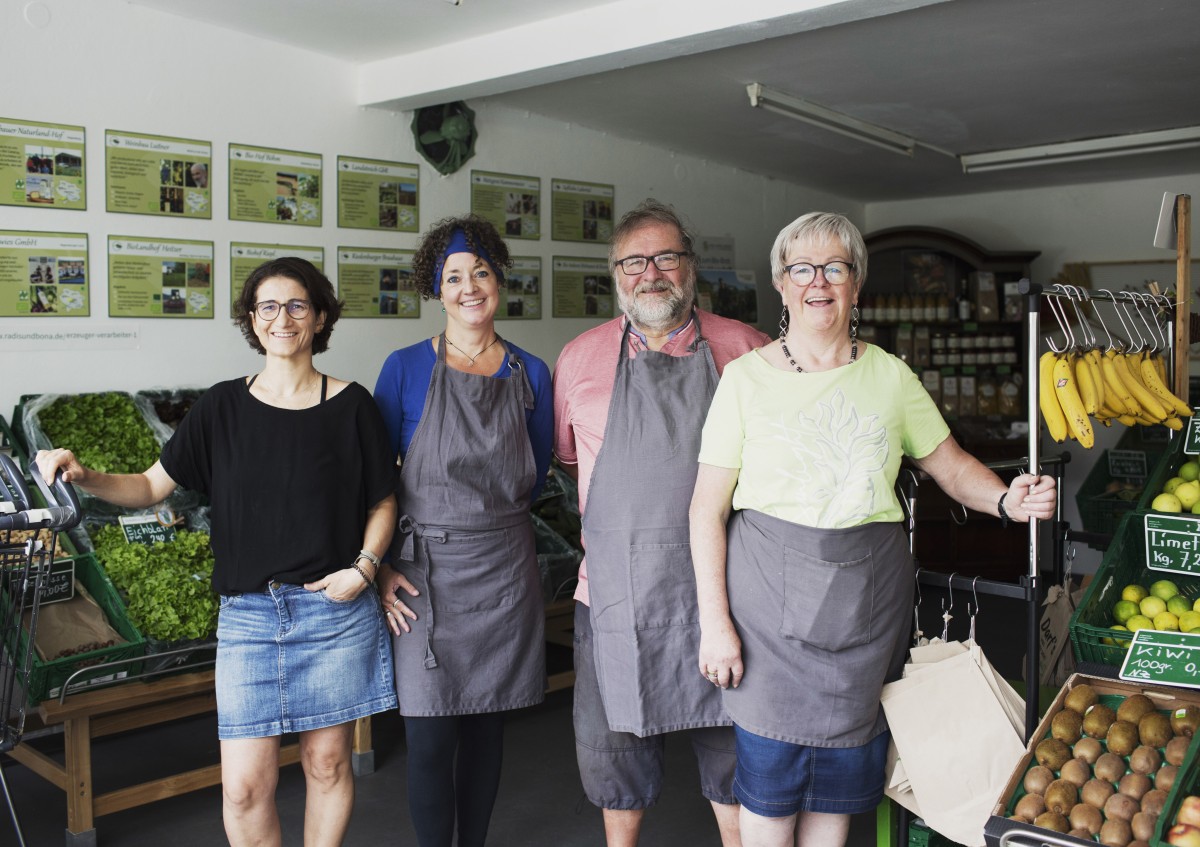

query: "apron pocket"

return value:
[780, 545, 874, 652]
[428, 525, 530, 613]
[629, 542, 699, 629]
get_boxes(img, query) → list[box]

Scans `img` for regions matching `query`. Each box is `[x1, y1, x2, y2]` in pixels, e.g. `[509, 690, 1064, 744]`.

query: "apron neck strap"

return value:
[621, 308, 703, 357]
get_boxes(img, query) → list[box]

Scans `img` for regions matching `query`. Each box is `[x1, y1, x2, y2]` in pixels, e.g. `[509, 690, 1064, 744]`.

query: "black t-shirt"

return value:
[160, 378, 396, 594]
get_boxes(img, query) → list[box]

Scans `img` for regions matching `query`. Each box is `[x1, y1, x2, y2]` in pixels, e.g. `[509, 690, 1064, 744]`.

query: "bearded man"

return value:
[553, 199, 769, 847]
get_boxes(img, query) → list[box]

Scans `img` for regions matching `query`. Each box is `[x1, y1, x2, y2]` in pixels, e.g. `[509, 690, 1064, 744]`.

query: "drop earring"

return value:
[778, 305, 790, 339]
[850, 305, 859, 340]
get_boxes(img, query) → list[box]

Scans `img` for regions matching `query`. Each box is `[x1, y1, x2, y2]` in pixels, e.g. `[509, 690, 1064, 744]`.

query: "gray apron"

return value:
[723, 509, 912, 747]
[390, 336, 546, 716]
[582, 313, 728, 736]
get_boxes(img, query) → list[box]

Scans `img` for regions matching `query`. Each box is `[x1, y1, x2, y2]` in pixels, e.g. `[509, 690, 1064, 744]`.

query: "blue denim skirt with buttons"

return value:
[215, 582, 397, 740]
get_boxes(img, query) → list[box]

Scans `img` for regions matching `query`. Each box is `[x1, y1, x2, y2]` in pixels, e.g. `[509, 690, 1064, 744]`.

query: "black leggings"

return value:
[404, 712, 506, 847]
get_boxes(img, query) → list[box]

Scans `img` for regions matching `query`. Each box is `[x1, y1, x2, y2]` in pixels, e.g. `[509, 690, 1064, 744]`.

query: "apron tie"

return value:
[395, 514, 447, 669]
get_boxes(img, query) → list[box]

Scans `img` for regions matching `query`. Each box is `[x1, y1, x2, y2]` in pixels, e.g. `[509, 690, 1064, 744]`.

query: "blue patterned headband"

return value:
[432, 228, 499, 296]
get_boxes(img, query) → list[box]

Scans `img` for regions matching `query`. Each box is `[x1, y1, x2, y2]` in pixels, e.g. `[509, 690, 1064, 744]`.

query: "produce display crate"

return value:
[531, 512, 581, 603]
[984, 673, 1200, 847]
[134, 387, 206, 431]
[1156, 733, 1200, 846]
[908, 820, 963, 847]
[3, 552, 145, 704]
[1076, 427, 1170, 540]
[1138, 428, 1193, 513]
[1068, 512, 1200, 667]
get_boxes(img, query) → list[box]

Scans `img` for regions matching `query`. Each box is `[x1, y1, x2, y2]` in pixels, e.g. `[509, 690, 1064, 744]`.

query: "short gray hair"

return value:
[770, 212, 867, 288]
[608, 198, 695, 274]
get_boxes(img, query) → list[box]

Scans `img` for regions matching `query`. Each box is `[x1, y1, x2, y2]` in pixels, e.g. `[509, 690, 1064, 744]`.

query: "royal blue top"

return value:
[373, 338, 554, 500]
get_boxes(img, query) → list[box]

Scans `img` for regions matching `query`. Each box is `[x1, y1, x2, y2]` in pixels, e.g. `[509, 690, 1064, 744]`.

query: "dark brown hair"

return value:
[232, 257, 343, 355]
[411, 213, 511, 299]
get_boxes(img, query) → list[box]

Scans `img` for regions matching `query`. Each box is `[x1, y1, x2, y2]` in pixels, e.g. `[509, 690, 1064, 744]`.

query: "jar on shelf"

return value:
[898, 294, 913, 322]
[936, 294, 951, 322]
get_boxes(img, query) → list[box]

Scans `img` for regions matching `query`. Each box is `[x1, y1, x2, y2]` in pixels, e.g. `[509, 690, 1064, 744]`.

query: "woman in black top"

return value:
[36, 258, 398, 847]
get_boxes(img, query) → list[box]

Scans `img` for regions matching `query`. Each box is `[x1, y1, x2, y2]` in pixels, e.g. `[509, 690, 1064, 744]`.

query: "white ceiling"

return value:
[129, 0, 1200, 202]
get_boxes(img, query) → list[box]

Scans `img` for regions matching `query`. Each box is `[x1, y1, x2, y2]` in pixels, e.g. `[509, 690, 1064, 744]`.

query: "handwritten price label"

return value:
[1118, 629, 1200, 689]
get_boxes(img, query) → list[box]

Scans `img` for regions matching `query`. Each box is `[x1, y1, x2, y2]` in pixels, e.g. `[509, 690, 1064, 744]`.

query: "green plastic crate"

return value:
[1156, 729, 1200, 846]
[1068, 511, 1200, 667]
[4, 552, 145, 704]
[1137, 428, 1193, 512]
[1076, 428, 1169, 539]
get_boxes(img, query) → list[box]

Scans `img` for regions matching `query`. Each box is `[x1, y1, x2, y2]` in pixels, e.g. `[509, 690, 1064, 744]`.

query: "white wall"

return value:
[867, 174, 1200, 571]
[0, 0, 857, 423]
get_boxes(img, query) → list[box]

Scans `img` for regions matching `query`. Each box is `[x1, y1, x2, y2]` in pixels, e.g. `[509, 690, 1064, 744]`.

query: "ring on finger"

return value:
[392, 598, 401, 610]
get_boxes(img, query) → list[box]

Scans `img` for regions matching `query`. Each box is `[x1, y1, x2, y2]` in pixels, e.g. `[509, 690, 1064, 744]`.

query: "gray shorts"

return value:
[573, 602, 737, 810]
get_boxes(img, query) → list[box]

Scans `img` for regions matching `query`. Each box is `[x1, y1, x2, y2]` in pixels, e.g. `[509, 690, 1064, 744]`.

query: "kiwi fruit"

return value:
[1064, 683, 1099, 715]
[1140, 712, 1173, 748]
[1035, 738, 1072, 771]
[1118, 694, 1157, 725]
[1095, 751, 1128, 783]
[1106, 719, 1140, 756]
[1166, 735, 1192, 766]
[1128, 841, 1151, 847]
[1118, 772, 1152, 801]
[1060, 757, 1090, 787]
[1156, 764, 1178, 792]
[1067, 828, 1093, 841]
[1131, 810, 1158, 842]
[1099, 818, 1132, 846]
[1072, 736, 1103, 764]
[1083, 703, 1117, 738]
[1171, 704, 1200, 737]
[1129, 744, 1162, 775]
[1023, 764, 1055, 795]
[1014, 792, 1046, 821]
[1069, 801, 1103, 835]
[1141, 788, 1168, 816]
[1034, 810, 1069, 833]
[1051, 709, 1083, 744]
[1105, 791, 1140, 822]
[1044, 779, 1077, 814]
[1082, 777, 1116, 808]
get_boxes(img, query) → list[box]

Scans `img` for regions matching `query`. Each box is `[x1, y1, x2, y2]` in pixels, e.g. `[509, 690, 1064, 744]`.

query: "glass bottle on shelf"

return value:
[936, 294, 951, 322]
[956, 280, 972, 321]
[898, 293, 912, 322]
[883, 294, 898, 323]
[922, 294, 937, 322]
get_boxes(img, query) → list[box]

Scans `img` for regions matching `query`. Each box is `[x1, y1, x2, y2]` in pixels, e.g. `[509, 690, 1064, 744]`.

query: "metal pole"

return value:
[1022, 279, 1041, 739]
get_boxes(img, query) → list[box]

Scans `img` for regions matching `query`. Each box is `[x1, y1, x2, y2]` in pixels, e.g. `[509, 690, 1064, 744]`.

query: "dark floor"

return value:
[1, 586, 1034, 847]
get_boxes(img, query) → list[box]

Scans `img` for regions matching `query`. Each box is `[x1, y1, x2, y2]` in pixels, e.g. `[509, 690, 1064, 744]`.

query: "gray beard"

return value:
[619, 281, 693, 332]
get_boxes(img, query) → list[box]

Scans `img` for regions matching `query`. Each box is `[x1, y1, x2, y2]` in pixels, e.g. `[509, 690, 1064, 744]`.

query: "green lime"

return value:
[1164, 477, 1187, 494]
[1154, 611, 1180, 631]
[1153, 493, 1183, 513]
[1140, 596, 1167, 618]
[1121, 584, 1149, 603]
[1182, 461, 1200, 482]
[1168, 595, 1192, 616]
[1113, 599, 1140, 624]
[1180, 611, 1200, 633]
[1126, 614, 1154, 632]
[1150, 579, 1180, 602]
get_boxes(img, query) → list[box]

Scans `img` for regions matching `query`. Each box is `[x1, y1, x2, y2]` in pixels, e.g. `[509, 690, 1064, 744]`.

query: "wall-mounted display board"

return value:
[497, 257, 541, 320]
[0, 230, 89, 316]
[229, 143, 321, 226]
[696, 235, 736, 271]
[229, 243, 324, 316]
[337, 247, 419, 318]
[551, 179, 612, 243]
[106, 130, 212, 219]
[552, 256, 614, 318]
[696, 269, 759, 325]
[337, 156, 419, 232]
[0, 118, 86, 210]
[471, 171, 540, 240]
[108, 236, 214, 318]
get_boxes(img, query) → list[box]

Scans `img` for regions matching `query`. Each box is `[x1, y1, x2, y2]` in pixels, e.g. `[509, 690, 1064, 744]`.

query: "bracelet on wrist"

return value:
[997, 492, 1010, 528]
[349, 561, 375, 589]
[356, 548, 381, 569]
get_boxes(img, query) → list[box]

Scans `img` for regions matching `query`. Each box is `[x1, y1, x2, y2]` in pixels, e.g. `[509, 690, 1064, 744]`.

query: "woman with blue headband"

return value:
[372, 214, 553, 847]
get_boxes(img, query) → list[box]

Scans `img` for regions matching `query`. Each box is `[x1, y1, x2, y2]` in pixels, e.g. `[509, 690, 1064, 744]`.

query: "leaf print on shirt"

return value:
[771, 389, 890, 527]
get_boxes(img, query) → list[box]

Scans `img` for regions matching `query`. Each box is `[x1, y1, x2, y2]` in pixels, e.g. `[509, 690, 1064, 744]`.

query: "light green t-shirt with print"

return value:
[698, 343, 950, 528]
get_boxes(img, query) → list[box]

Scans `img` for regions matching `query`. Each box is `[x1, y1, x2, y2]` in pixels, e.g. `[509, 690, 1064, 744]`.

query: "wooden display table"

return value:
[5, 670, 372, 847]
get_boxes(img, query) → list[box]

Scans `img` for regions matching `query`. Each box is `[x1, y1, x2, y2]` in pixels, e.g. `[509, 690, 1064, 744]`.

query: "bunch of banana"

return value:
[1039, 348, 1193, 444]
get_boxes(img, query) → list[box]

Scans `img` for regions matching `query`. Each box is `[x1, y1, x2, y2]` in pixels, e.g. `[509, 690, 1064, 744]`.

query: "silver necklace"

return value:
[779, 338, 857, 373]
[445, 335, 499, 365]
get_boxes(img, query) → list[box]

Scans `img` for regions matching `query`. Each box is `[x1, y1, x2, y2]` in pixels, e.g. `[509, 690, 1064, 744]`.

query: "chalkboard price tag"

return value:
[16, 556, 75, 606]
[118, 510, 178, 546]
[1143, 513, 1200, 576]
[1108, 449, 1150, 479]
[1119, 629, 1200, 689]
[1186, 415, 1200, 455]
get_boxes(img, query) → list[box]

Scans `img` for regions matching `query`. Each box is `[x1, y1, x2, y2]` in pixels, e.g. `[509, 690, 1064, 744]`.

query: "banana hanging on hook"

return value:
[1039, 351, 1068, 442]
[1072, 352, 1098, 416]
[1113, 351, 1168, 421]
[1053, 354, 1094, 448]
[1100, 350, 1136, 417]
[1139, 352, 1193, 418]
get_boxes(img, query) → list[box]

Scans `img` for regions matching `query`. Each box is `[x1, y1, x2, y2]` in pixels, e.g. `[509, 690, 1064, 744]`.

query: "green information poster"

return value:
[229, 243, 324, 316]
[0, 230, 89, 316]
[337, 247, 418, 318]
[337, 156, 418, 232]
[229, 143, 321, 226]
[0, 118, 86, 210]
[471, 171, 540, 240]
[497, 257, 541, 320]
[106, 130, 212, 219]
[551, 179, 613, 243]
[108, 236, 214, 318]
[552, 256, 613, 318]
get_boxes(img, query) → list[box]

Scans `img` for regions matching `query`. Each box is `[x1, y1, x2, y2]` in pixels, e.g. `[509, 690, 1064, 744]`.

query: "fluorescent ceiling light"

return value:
[747, 82, 916, 158]
[960, 126, 1200, 174]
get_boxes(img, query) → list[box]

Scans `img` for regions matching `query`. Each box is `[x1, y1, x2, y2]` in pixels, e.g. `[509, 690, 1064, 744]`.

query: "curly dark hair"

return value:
[411, 213, 511, 300]
[232, 257, 343, 355]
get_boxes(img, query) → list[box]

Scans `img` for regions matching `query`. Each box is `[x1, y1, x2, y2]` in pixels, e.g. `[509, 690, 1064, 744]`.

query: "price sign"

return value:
[1108, 449, 1149, 479]
[15, 556, 76, 605]
[118, 510, 178, 546]
[1186, 415, 1200, 455]
[1143, 513, 1200, 576]
[1119, 629, 1200, 689]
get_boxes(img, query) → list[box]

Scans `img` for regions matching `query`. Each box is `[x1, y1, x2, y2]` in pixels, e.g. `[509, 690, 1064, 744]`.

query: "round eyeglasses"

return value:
[254, 298, 311, 320]
[784, 261, 855, 285]
[614, 251, 691, 275]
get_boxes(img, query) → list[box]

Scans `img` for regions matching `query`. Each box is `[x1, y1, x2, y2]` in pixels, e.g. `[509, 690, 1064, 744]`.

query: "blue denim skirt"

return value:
[215, 582, 397, 740]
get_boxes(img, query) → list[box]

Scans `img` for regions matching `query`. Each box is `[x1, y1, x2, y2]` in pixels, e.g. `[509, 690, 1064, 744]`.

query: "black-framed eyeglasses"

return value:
[784, 261, 855, 285]
[614, 251, 691, 275]
[254, 299, 311, 320]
